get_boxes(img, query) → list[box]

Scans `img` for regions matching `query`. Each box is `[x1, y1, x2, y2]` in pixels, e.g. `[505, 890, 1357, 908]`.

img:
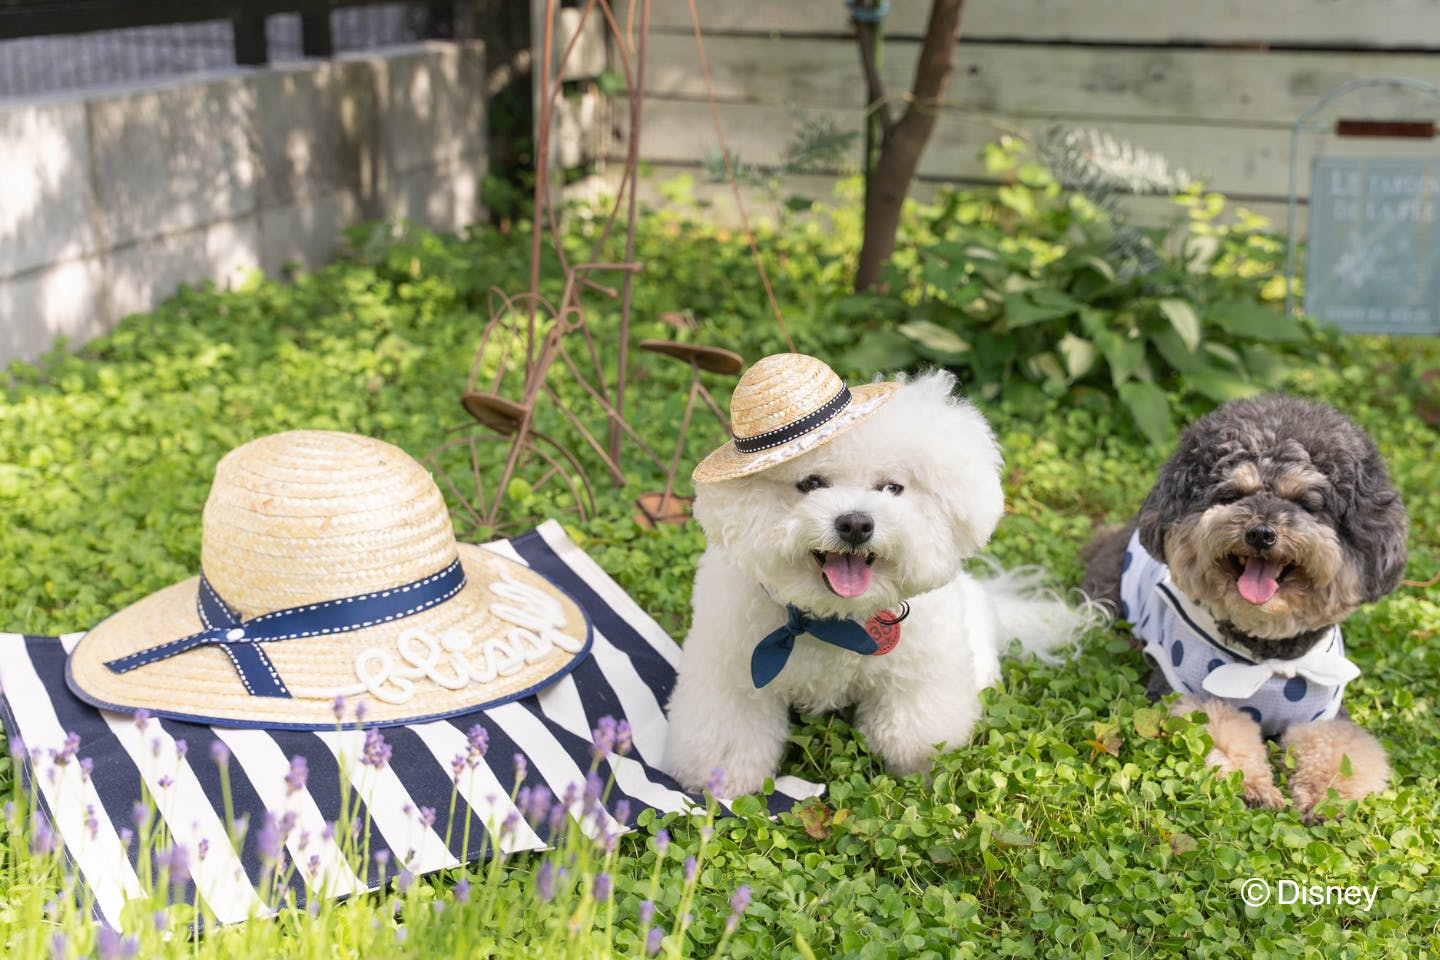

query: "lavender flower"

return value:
[653, 828, 670, 855]
[79, 757, 94, 781]
[418, 806, 436, 829]
[362, 728, 392, 770]
[454, 878, 471, 904]
[85, 804, 98, 840]
[534, 861, 556, 902]
[285, 755, 308, 795]
[158, 843, 191, 886]
[645, 925, 665, 957]
[210, 740, 231, 767]
[466, 724, 489, 764]
[198, 838, 210, 862]
[332, 695, 346, 722]
[513, 752, 527, 782]
[683, 856, 697, 882]
[614, 799, 631, 826]
[174, 739, 188, 761]
[119, 828, 134, 850]
[307, 899, 321, 918]
[132, 708, 152, 731]
[397, 869, 415, 894]
[307, 854, 321, 878]
[707, 767, 726, 797]
[727, 884, 752, 932]
[150, 737, 162, 759]
[592, 871, 611, 902]
[256, 813, 284, 863]
[615, 720, 633, 756]
[322, 821, 335, 843]
[638, 899, 656, 925]
[590, 716, 616, 759]
[96, 926, 139, 960]
[157, 775, 173, 790]
[395, 928, 408, 945]
[151, 910, 167, 932]
[31, 817, 56, 855]
[451, 752, 467, 785]
[432, 900, 445, 916]
[547, 802, 567, 836]
[50, 731, 80, 767]
[354, 700, 368, 723]
[49, 931, 67, 960]
[374, 848, 391, 875]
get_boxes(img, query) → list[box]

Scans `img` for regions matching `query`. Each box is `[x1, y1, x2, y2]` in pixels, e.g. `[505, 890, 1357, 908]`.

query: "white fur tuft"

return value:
[971, 559, 1103, 662]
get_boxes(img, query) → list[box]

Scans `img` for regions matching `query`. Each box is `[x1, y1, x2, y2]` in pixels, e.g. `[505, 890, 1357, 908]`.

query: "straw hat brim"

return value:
[692, 381, 899, 484]
[65, 543, 591, 730]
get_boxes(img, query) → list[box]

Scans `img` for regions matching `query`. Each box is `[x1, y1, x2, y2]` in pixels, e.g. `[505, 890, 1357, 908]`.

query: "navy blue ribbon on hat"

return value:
[733, 387, 851, 454]
[103, 559, 467, 699]
[751, 604, 879, 688]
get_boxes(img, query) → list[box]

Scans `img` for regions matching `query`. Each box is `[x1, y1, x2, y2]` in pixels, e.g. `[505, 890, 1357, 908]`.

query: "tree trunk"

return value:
[854, 0, 965, 292]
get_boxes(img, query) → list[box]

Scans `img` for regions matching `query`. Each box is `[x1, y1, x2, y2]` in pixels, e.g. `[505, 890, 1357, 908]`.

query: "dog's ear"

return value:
[890, 369, 1004, 555]
[1329, 443, 1408, 603]
[1137, 430, 1220, 563]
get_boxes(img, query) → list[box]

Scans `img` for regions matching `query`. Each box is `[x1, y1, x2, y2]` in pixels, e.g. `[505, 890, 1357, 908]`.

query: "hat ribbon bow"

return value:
[751, 604, 881, 688]
[102, 559, 467, 699]
[1200, 637, 1360, 700]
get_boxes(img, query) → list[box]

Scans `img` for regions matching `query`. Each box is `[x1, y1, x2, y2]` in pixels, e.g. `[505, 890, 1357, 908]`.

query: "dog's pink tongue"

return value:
[822, 552, 873, 598]
[1237, 557, 1282, 605]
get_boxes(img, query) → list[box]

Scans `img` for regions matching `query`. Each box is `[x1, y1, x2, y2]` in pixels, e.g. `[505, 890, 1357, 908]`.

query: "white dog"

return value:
[662, 354, 1091, 795]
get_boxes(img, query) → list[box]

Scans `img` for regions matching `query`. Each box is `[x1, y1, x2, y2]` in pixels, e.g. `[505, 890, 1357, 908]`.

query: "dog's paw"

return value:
[1283, 719, 1390, 823]
[1239, 776, 1288, 811]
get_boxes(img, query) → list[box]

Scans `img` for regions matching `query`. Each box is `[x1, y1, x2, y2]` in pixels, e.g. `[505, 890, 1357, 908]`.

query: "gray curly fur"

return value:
[1136, 394, 1407, 603]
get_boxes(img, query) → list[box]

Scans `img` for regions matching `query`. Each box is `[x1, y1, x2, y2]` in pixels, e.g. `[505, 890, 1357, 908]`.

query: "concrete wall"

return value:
[0, 40, 486, 366]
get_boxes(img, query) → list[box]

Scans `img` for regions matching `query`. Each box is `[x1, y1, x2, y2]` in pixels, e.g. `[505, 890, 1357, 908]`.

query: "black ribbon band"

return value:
[732, 387, 852, 454]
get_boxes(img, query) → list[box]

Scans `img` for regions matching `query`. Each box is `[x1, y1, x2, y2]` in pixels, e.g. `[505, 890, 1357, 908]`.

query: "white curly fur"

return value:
[662, 370, 1092, 795]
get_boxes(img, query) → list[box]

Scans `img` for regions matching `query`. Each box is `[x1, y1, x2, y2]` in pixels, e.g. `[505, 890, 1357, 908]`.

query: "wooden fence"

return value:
[561, 0, 1440, 224]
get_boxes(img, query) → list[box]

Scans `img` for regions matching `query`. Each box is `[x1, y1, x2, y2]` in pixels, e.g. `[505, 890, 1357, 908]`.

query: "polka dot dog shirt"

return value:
[1119, 529, 1359, 738]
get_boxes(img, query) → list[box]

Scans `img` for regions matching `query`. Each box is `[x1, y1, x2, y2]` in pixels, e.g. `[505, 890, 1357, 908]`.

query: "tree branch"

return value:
[853, 12, 893, 135]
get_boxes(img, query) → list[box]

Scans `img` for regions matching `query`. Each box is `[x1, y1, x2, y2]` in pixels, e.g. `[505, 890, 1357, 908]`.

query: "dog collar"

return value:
[751, 603, 904, 688]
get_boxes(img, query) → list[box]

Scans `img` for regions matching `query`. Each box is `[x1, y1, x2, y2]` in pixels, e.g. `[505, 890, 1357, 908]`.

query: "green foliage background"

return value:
[2, 179, 1440, 957]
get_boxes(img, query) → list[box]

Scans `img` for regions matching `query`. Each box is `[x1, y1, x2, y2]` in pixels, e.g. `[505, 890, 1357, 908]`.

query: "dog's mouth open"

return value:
[811, 549, 877, 598]
[1224, 553, 1298, 606]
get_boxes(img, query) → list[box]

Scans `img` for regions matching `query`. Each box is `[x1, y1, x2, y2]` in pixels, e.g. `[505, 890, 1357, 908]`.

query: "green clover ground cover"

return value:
[2, 185, 1440, 958]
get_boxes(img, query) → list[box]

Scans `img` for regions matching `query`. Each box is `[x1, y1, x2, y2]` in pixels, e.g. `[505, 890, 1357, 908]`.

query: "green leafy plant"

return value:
[840, 136, 1311, 444]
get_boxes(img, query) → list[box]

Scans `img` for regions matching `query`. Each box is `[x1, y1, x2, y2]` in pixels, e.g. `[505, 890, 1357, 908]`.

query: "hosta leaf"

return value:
[1206, 298, 1308, 343]
[1185, 368, 1261, 404]
[898, 320, 970, 359]
[1058, 333, 1098, 381]
[1118, 380, 1174, 446]
[1158, 298, 1201, 352]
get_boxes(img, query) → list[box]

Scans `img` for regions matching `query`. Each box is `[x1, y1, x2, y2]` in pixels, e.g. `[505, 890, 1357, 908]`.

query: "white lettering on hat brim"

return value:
[288, 562, 585, 705]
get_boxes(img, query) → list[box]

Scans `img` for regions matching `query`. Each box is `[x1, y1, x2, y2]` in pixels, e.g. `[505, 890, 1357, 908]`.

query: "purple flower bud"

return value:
[362, 728, 392, 770]
[355, 700, 368, 723]
[513, 753, 527, 782]
[132, 708, 152, 731]
[332, 695, 346, 722]
[638, 899, 656, 925]
[615, 720, 633, 755]
[307, 854, 321, 877]
[285, 756, 308, 795]
[49, 931, 67, 960]
[256, 813, 283, 863]
[85, 804, 98, 840]
[683, 856, 697, 882]
[131, 803, 149, 832]
[31, 817, 56, 855]
[397, 868, 415, 894]
[535, 861, 556, 902]
[451, 752, 466, 784]
[418, 806, 436, 829]
[119, 828, 133, 849]
[614, 799, 631, 826]
[174, 739, 188, 762]
[157, 775, 173, 790]
[467, 724, 489, 763]
[395, 928, 408, 945]
[210, 740, 231, 767]
[592, 871, 611, 902]
[547, 802, 566, 836]
[645, 925, 664, 957]
[432, 900, 445, 916]
[96, 926, 139, 960]
[79, 757, 94, 781]
[198, 838, 210, 862]
[454, 878, 471, 904]
[322, 821, 335, 843]
[163, 844, 191, 886]
[653, 828, 669, 855]
[590, 716, 616, 759]
[51, 731, 81, 766]
[152, 910, 166, 932]
[730, 884, 751, 915]
[307, 899, 321, 918]
[374, 848, 391, 870]
[706, 768, 726, 796]
[150, 737, 162, 759]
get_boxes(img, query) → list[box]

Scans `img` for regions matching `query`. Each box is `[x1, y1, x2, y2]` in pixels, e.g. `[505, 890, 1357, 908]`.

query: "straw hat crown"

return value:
[201, 431, 457, 619]
[67, 430, 591, 729]
[691, 353, 899, 483]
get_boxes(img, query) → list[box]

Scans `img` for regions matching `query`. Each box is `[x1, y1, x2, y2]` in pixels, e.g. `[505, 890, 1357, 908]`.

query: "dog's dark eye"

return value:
[877, 481, 904, 496]
[795, 475, 829, 494]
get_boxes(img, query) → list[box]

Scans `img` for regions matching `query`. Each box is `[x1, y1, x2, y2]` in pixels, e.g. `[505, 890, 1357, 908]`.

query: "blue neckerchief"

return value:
[103, 559, 467, 699]
[751, 605, 879, 688]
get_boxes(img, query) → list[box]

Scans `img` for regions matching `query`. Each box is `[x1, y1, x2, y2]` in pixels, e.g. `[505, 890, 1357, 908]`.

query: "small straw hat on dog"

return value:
[692, 353, 899, 483]
[66, 430, 591, 729]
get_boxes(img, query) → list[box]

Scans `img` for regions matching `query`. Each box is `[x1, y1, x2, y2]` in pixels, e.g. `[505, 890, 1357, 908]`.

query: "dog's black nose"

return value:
[1245, 523, 1278, 550]
[834, 511, 874, 546]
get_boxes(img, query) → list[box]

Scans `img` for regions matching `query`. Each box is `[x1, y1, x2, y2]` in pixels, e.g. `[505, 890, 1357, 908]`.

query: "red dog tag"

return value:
[864, 613, 902, 656]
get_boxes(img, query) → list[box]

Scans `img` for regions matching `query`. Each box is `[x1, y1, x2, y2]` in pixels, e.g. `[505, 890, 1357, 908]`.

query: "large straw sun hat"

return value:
[691, 353, 899, 483]
[66, 430, 591, 728]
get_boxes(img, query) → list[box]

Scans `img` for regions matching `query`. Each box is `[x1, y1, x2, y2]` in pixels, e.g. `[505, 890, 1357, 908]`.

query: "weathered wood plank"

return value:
[625, 0, 1440, 49]
[619, 98, 1440, 201]
[641, 33, 1440, 126]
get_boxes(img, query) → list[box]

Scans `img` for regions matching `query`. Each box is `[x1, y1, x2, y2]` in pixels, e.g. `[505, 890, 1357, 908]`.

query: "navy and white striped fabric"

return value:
[0, 521, 822, 926]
